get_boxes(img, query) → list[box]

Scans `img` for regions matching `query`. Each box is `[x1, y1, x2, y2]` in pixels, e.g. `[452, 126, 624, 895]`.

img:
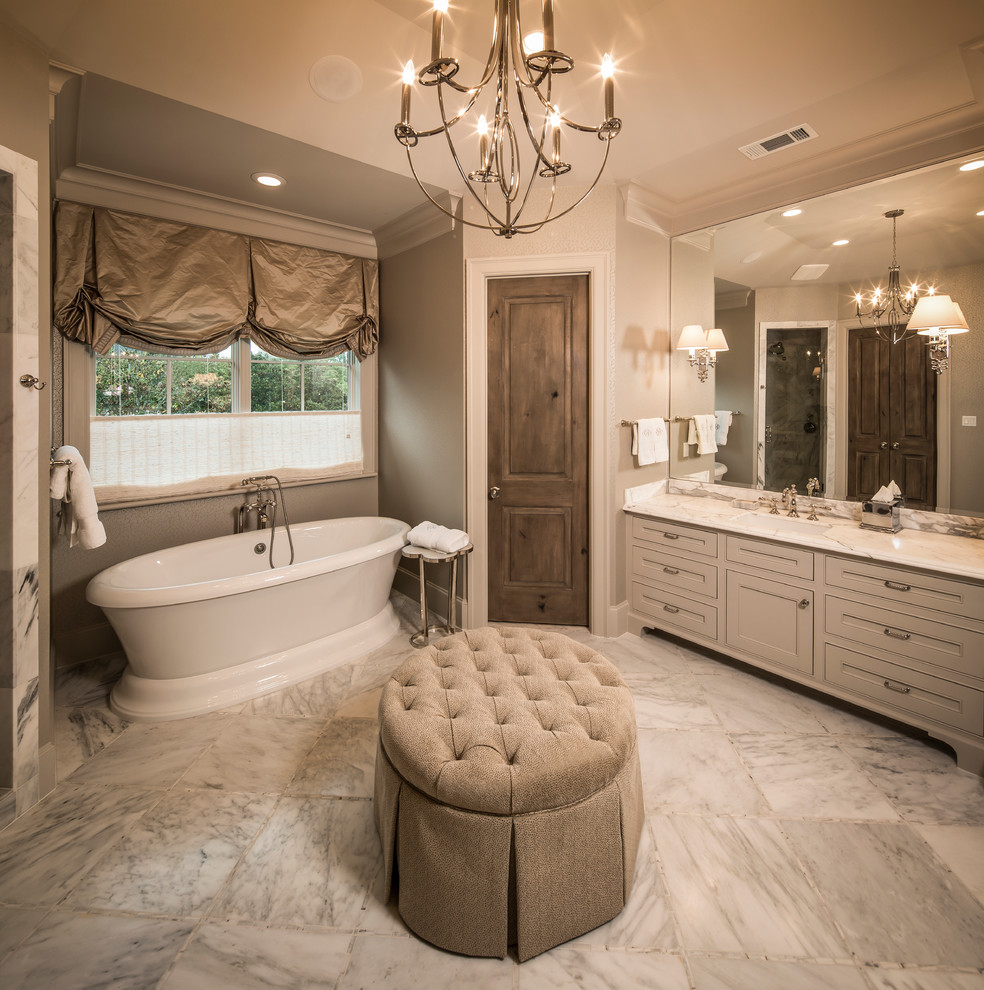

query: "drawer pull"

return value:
[662, 532, 680, 540]
[883, 679, 912, 695]
[663, 604, 680, 614]
[884, 627, 911, 641]
[663, 566, 680, 575]
[884, 580, 911, 592]
[798, 599, 810, 609]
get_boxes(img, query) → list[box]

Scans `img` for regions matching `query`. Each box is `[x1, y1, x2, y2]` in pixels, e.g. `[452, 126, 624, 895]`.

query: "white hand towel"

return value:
[687, 415, 718, 456]
[631, 417, 668, 466]
[51, 445, 107, 549]
[408, 521, 471, 553]
[714, 410, 733, 446]
[49, 458, 70, 500]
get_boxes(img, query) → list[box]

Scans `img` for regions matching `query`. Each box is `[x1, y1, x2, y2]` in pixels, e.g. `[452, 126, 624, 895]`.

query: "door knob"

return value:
[488, 486, 500, 501]
[879, 441, 888, 449]
[891, 442, 900, 449]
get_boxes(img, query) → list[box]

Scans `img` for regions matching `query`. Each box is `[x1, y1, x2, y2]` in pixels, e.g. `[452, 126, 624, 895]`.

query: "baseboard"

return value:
[52, 621, 122, 669]
[607, 600, 629, 638]
[38, 743, 57, 798]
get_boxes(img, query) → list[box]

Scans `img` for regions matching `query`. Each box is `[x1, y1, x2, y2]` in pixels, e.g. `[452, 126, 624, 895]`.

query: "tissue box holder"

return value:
[860, 498, 902, 533]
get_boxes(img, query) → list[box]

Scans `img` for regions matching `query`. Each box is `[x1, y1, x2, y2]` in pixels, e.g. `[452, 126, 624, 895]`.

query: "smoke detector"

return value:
[739, 124, 819, 160]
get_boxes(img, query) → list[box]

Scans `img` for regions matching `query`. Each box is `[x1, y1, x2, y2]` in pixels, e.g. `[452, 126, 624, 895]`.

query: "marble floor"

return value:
[2, 596, 983, 989]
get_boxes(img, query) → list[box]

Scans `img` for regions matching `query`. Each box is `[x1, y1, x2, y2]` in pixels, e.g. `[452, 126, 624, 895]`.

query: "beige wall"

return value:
[378, 224, 465, 613]
[756, 284, 840, 325]
[714, 291, 756, 485]
[0, 22, 52, 747]
[613, 210, 670, 602]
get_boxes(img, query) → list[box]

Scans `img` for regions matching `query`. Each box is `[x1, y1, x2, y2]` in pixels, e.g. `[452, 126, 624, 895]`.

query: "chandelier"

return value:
[854, 209, 935, 344]
[395, 0, 622, 238]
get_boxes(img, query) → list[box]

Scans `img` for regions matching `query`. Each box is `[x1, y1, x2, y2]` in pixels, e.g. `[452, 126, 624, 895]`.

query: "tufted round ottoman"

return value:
[373, 626, 644, 961]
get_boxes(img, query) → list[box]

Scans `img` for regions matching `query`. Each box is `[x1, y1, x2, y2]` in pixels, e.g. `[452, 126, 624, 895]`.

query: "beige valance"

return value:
[52, 201, 379, 361]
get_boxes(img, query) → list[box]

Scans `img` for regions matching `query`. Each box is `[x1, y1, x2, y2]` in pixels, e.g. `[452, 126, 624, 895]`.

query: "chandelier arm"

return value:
[511, 171, 558, 230]
[513, 69, 556, 173]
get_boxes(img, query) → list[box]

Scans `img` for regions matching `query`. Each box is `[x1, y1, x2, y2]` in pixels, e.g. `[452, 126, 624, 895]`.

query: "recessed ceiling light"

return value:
[251, 172, 285, 187]
[782, 208, 802, 217]
[977, 210, 984, 217]
[959, 160, 984, 171]
[832, 239, 849, 246]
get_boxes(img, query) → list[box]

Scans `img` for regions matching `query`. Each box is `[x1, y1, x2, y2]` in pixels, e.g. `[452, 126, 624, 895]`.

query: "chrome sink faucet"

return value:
[782, 484, 799, 517]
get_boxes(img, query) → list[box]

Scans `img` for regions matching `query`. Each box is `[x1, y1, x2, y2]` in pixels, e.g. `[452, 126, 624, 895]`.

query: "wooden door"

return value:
[847, 328, 936, 508]
[487, 275, 588, 624]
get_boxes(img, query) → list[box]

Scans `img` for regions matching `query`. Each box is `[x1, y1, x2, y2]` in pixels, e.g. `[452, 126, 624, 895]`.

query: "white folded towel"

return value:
[407, 521, 471, 553]
[714, 410, 733, 446]
[687, 415, 718, 456]
[871, 481, 902, 503]
[50, 445, 107, 549]
[631, 417, 668, 466]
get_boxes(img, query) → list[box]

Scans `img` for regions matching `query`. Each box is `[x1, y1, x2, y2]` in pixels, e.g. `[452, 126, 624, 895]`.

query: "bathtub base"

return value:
[110, 602, 400, 721]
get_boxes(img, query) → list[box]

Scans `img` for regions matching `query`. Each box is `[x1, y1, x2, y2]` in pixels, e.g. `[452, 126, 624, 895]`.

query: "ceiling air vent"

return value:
[739, 123, 819, 160]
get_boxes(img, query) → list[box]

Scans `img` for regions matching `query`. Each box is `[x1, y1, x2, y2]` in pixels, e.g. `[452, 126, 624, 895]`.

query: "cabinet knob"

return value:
[884, 580, 911, 592]
[797, 598, 810, 609]
[662, 532, 680, 540]
[883, 627, 911, 641]
[883, 679, 912, 694]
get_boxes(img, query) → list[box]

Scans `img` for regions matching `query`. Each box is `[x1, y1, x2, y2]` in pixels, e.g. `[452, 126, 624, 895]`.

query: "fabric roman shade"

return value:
[52, 201, 379, 360]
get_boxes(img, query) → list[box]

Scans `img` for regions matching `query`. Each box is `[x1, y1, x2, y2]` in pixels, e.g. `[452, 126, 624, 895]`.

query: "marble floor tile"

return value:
[914, 824, 984, 904]
[625, 674, 719, 730]
[54, 704, 130, 781]
[52, 653, 127, 708]
[732, 733, 901, 820]
[67, 713, 234, 788]
[838, 737, 984, 824]
[64, 789, 277, 916]
[600, 631, 701, 678]
[573, 822, 677, 951]
[242, 664, 359, 718]
[0, 784, 161, 905]
[333, 685, 383, 719]
[357, 864, 409, 935]
[637, 728, 768, 816]
[212, 796, 379, 929]
[865, 970, 984, 990]
[159, 923, 352, 990]
[287, 717, 379, 798]
[518, 946, 691, 989]
[0, 905, 48, 960]
[179, 716, 322, 794]
[689, 956, 870, 990]
[652, 814, 849, 959]
[795, 692, 916, 737]
[783, 819, 984, 966]
[0, 911, 192, 990]
[337, 934, 514, 990]
[697, 670, 829, 733]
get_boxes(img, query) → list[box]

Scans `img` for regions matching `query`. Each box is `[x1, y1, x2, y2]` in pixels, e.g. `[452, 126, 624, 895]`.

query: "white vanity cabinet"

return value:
[626, 510, 984, 774]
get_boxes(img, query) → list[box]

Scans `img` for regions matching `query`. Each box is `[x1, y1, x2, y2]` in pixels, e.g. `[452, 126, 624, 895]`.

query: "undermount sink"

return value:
[735, 513, 831, 536]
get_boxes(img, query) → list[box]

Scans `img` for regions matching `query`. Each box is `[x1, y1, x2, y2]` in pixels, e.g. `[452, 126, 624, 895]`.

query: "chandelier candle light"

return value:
[395, 0, 623, 237]
[854, 209, 936, 344]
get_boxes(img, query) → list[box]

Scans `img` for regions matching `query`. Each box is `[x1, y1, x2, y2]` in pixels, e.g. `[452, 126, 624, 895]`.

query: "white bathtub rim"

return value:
[88, 516, 409, 610]
[109, 602, 401, 721]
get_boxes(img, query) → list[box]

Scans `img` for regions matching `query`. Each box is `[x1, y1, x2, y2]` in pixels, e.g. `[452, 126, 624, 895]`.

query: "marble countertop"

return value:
[624, 493, 984, 583]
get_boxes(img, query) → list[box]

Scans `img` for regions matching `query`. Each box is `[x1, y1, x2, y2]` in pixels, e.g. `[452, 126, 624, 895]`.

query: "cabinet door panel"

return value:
[631, 517, 718, 557]
[726, 536, 814, 580]
[725, 571, 814, 674]
[631, 545, 718, 600]
[631, 581, 718, 640]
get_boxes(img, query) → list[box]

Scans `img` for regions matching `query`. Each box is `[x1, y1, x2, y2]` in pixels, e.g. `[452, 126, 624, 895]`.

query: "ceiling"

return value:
[3, 0, 984, 238]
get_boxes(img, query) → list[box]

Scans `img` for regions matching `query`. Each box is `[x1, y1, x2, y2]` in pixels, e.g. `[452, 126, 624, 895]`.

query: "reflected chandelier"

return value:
[395, 0, 622, 238]
[854, 209, 935, 344]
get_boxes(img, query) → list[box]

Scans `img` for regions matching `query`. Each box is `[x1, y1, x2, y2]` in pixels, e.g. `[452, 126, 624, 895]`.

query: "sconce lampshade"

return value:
[906, 294, 969, 335]
[677, 324, 707, 350]
[704, 328, 729, 352]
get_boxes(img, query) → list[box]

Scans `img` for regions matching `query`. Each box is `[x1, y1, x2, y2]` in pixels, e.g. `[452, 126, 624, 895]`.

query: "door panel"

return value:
[488, 275, 588, 624]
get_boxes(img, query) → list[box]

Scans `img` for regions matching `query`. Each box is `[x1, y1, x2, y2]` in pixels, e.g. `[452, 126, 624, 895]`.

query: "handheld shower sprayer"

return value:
[241, 474, 294, 567]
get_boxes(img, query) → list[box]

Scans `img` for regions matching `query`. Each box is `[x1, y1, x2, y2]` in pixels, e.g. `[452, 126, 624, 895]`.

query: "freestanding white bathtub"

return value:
[86, 516, 409, 721]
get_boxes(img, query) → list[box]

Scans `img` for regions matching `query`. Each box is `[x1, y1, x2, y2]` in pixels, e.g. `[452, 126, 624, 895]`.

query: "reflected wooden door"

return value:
[847, 328, 936, 508]
[487, 275, 588, 624]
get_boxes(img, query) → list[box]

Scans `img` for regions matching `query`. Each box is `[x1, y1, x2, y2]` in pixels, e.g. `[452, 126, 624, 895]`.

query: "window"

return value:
[82, 341, 371, 504]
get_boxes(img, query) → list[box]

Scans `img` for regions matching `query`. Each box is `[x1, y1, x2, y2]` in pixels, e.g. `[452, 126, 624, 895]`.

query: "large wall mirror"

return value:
[669, 154, 984, 517]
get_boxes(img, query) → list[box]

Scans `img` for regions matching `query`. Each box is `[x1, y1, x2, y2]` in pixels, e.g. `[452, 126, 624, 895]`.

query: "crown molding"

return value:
[54, 165, 377, 255]
[619, 183, 671, 235]
[373, 194, 462, 259]
[48, 61, 82, 122]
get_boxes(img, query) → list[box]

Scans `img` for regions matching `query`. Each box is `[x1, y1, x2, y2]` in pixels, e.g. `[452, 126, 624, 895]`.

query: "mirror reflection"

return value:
[669, 154, 984, 517]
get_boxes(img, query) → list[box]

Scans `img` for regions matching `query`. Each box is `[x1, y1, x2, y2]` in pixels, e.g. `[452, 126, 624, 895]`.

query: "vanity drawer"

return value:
[631, 580, 718, 640]
[631, 516, 718, 557]
[825, 596, 984, 681]
[726, 535, 814, 580]
[631, 544, 718, 600]
[825, 556, 984, 624]
[824, 642, 984, 735]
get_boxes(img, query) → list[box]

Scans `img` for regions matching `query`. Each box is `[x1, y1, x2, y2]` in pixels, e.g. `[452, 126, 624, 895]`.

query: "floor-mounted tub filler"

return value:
[87, 516, 410, 720]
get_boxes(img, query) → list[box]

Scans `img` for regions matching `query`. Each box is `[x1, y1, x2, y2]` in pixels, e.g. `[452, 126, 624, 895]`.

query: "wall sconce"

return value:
[905, 294, 971, 375]
[677, 324, 728, 382]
